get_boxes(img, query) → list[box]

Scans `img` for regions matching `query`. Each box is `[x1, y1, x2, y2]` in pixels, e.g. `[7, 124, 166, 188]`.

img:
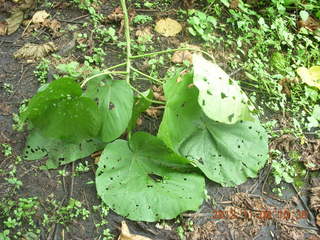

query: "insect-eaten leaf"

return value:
[193, 54, 255, 124]
[158, 72, 268, 187]
[118, 221, 153, 240]
[14, 42, 57, 60]
[23, 130, 105, 169]
[84, 74, 134, 142]
[96, 132, 205, 222]
[155, 18, 182, 37]
[22, 77, 101, 143]
[297, 66, 320, 90]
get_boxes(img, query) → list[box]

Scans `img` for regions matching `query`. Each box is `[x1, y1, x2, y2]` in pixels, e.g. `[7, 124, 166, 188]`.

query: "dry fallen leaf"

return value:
[297, 66, 320, 89]
[171, 50, 192, 64]
[118, 221, 153, 240]
[6, 10, 24, 35]
[310, 178, 320, 227]
[0, 0, 35, 35]
[32, 10, 49, 23]
[14, 42, 57, 60]
[136, 27, 153, 43]
[155, 18, 182, 37]
[298, 16, 320, 32]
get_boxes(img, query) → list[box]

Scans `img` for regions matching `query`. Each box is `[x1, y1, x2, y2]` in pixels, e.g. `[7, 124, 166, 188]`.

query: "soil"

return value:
[0, 1, 319, 240]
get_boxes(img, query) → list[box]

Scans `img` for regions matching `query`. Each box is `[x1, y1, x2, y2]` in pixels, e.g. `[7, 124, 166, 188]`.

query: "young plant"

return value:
[22, 55, 268, 221]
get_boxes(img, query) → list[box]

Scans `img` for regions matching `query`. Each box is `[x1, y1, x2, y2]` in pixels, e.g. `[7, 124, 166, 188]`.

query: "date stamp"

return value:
[212, 208, 308, 221]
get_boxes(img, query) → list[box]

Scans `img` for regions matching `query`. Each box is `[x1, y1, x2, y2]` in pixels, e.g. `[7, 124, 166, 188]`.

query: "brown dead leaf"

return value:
[269, 134, 298, 153]
[14, 42, 56, 60]
[0, 21, 8, 35]
[302, 139, 320, 170]
[118, 221, 153, 240]
[171, 50, 192, 64]
[155, 18, 182, 37]
[0, 103, 11, 115]
[298, 16, 320, 31]
[310, 178, 320, 227]
[43, 19, 61, 34]
[152, 85, 165, 101]
[6, 10, 24, 35]
[32, 10, 49, 24]
[136, 27, 153, 43]
[146, 108, 161, 118]
[230, 0, 240, 9]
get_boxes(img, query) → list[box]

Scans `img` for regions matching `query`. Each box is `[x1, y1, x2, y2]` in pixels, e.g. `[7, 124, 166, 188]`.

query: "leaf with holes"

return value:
[23, 130, 105, 168]
[158, 72, 268, 187]
[22, 77, 101, 143]
[193, 54, 254, 124]
[96, 132, 205, 222]
[84, 74, 134, 142]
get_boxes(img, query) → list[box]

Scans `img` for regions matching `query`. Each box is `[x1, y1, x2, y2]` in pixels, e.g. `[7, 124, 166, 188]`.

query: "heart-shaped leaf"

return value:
[96, 132, 205, 222]
[158, 72, 268, 186]
[85, 75, 133, 142]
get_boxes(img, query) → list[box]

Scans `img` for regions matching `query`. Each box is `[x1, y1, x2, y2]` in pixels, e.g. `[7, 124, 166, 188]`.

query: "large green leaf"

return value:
[158, 72, 268, 187]
[84, 75, 134, 142]
[22, 77, 101, 143]
[23, 131, 105, 168]
[96, 132, 205, 222]
[193, 55, 254, 124]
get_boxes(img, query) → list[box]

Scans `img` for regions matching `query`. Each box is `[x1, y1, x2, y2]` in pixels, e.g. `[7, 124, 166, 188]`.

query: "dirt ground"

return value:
[1, 0, 320, 239]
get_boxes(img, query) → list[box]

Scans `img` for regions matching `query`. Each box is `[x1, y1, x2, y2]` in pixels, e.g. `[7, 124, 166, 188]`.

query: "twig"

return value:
[291, 183, 316, 226]
[69, 162, 75, 199]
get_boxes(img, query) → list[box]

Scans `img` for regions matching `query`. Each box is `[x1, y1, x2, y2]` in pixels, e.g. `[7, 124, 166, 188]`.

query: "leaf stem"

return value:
[130, 66, 164, 84]
[80, 71, 127, 88]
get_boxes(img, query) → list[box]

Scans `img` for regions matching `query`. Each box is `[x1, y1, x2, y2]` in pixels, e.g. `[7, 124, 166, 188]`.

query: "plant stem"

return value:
[130, 66, 164, 84]
[120, 0, 131, 85]
[131, 47, 215, 62]
[129, 85, 165, 105]
[80, 71, 127, 88]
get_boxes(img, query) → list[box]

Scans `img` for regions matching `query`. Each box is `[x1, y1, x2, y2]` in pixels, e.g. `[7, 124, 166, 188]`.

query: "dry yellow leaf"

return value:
[155, 18, 182, 37]
[6, 10, 24, 35]
[297, 66, 320, 89]
[32, 10, 50, 24]
[118, 221, 153, 240]
[14, 42, 56, 60]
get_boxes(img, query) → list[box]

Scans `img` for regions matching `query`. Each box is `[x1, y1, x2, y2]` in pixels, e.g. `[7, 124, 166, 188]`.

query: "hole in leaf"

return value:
[221, 93, 227, 99]
[148, 173, 163, 182]
[202, 99, 205, 106]
[228, 113, 234, 122]
[184, 178, 187, 181]
[109, 102, 115, 110]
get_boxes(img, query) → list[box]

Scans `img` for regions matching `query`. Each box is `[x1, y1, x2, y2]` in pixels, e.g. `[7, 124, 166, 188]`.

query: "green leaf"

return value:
[22, 77, 101, 143]
[128, 90, 153, 132]
[193, 55, 254, 124]
[23, 130, 105, 168]
[96, 132, 205, 222]
[158, 73, 268, 187]
[84, 75, 133, 142]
